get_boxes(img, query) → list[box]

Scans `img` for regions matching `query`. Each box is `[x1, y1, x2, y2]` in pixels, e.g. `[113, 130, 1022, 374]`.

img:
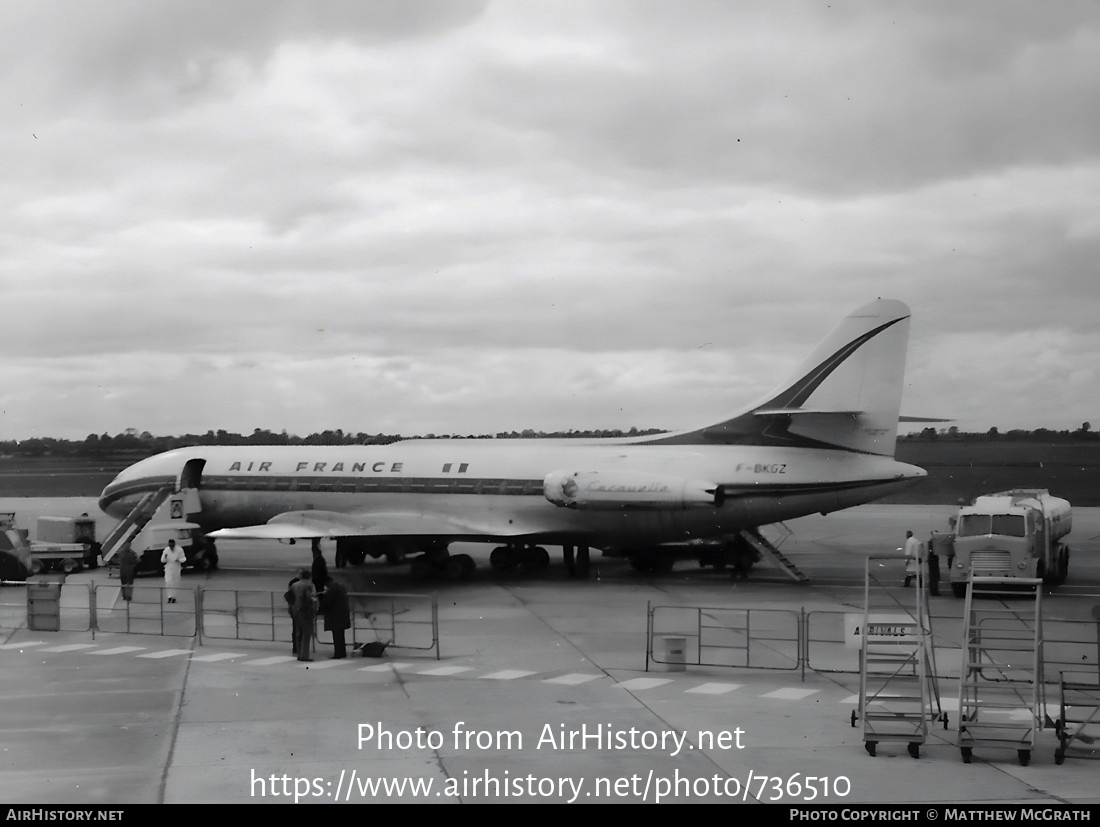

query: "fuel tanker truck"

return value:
[949, 489, 1072, 597]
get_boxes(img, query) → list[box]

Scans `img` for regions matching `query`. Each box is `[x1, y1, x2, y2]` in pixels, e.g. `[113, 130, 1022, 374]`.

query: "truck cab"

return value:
[949, 489, 1071, 597]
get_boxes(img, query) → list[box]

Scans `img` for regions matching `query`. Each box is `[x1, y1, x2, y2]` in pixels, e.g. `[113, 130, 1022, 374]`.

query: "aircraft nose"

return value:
[98, 457, 158, 518]
[98, 478, 132, 519]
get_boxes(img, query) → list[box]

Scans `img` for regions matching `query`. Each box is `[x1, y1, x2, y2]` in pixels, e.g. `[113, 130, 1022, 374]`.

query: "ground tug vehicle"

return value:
[29, 515, 101, 575]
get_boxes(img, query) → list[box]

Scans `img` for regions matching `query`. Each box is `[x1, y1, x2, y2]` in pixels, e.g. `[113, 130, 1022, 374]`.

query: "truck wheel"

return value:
[29, 558, 43, 576]
[61, 558, 79, 574]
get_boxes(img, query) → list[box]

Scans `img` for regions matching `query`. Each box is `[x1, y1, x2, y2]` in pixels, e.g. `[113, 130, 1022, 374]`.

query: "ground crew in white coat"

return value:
[902, 530, 922, 588]
[161, 539, 186, 603]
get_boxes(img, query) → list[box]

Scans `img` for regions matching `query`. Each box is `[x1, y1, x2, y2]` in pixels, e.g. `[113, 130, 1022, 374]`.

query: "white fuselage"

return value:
[100, 439, 925, 548]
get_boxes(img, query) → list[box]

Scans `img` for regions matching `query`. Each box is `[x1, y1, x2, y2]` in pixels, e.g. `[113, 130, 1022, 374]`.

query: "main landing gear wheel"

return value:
[489, 546, 549, 574]
[444, 557, 465, 580]
[444, 554, 475, 580]
[521, 546, 550, 573]
[412, 552, 475, 581]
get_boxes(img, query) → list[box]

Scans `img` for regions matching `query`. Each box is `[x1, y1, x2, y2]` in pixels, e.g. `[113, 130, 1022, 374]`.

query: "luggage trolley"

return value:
[857, 550, 943, 758]
[956, 577, 1044, 766]
[1054, 671, 1100, 764]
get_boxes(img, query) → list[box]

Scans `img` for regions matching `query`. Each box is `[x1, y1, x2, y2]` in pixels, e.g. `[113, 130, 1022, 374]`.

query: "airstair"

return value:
[955, 577, 1044, 766]
[740, 527, 809, 583]
[98, 486, 172, 563]
[857, 549, 943, 757]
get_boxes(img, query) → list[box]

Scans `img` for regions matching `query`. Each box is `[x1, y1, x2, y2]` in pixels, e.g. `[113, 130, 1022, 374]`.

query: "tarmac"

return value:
[1, 501, 1099, 805]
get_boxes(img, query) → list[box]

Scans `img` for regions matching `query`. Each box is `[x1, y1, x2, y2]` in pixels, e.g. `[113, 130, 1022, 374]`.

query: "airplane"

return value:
[97, 298, 927, 581]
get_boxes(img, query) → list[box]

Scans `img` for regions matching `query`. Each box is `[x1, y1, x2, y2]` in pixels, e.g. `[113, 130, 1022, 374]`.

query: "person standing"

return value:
[903, 530, 921, 588]
[285, 575, 301, 656]
[311, 540, 331, 593]
[319, 579, 351, 659]
[160, 538, 186, 604]
[118, 546, 138, 602]
[926, 532, 942, 596]
[289, 569, 318, 662]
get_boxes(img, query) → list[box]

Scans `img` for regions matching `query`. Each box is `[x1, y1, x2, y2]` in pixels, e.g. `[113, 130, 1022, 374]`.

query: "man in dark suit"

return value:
[311, 540, 331, 593]
[319, 579, 351, 659]
[288, 569, 317, 662]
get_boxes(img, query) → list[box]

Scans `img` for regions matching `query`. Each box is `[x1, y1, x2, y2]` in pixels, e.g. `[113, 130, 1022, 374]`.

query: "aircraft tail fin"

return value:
[648, 299, 911, 456]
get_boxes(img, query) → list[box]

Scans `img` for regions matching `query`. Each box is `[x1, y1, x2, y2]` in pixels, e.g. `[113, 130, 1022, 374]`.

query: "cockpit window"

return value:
[956, 513, 1025, 538]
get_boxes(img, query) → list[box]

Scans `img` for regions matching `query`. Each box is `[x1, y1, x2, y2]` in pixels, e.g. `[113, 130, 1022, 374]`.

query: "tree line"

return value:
[1, 426, 668, 457]
[3, 423, 1094, 458]
[901, 423, 1096, 442]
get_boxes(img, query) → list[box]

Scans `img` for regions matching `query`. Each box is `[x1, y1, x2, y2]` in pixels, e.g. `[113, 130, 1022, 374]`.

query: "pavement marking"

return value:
[244, 656, 299, 666]
[761, 687, 820, 700]
[481, 669, 537, 680]
[544, 673, 601, 686]
[136, 649, 195, 659]
[417, 665, 474, 676]
[615, 678, 672, 690]
[190, 652, 248, 662]
[0, 638, 884, 711]
[686, 682, 744, 695]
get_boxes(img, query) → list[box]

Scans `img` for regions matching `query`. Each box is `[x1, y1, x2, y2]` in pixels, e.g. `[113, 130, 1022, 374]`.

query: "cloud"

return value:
[1, 2, 1097, 440]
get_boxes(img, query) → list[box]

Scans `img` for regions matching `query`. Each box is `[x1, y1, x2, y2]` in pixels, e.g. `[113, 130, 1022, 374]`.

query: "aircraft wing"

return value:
[205, 509, 548, 541]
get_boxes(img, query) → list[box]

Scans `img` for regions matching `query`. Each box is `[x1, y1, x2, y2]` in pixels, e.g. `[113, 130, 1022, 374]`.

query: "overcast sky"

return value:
[1, 1, 1097, 442]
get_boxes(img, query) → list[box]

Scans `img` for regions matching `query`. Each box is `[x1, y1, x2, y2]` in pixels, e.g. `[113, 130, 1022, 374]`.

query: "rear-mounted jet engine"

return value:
[543, 469, 723, 510]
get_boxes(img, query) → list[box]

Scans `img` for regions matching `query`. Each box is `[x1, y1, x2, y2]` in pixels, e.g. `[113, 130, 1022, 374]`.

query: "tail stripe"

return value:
[639, 300, 910, 454]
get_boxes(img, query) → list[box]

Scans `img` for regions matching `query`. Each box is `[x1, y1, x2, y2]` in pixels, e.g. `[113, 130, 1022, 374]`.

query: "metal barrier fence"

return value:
[646, 602, 803, 673]
[5, 582, 1093, 681]
[647, 601, 1100, 686]
[0, 580, 439, 659]
[804, 608, 1100, 683]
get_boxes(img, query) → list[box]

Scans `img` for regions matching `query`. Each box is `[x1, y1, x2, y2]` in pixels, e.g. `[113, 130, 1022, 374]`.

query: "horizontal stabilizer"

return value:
[753, 408, 863, 417]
